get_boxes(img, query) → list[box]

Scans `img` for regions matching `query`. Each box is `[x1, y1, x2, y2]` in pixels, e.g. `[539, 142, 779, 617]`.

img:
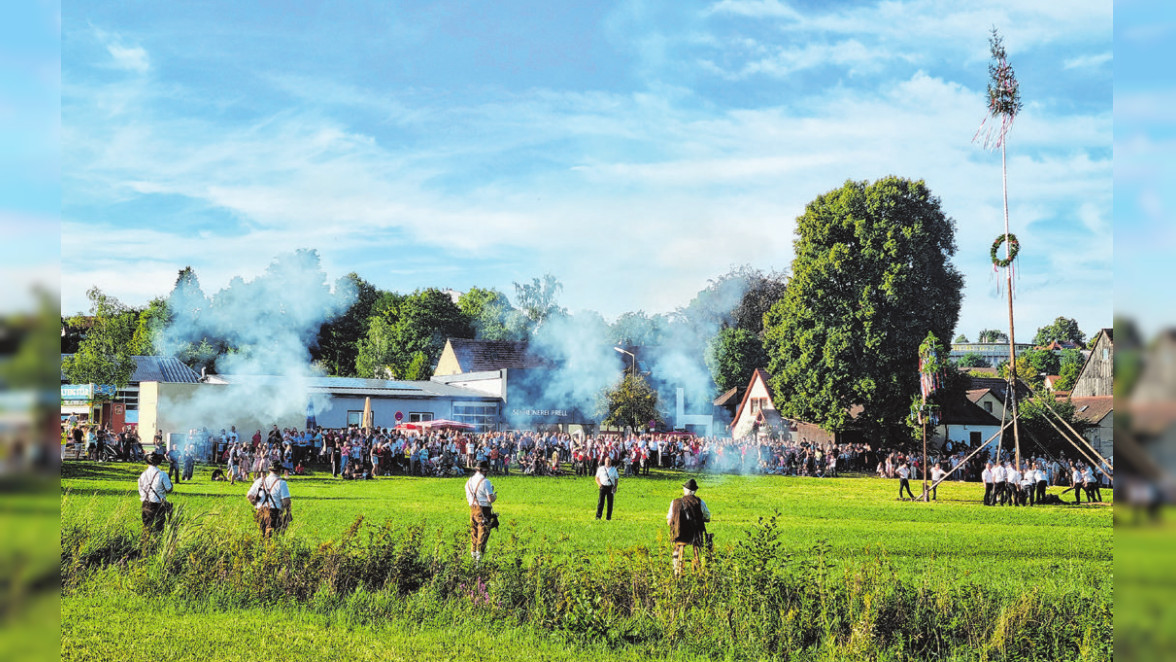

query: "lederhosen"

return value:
[255, 475, 286, 536]
[467, 475, 493, 553]
[139, 467, 172, 532]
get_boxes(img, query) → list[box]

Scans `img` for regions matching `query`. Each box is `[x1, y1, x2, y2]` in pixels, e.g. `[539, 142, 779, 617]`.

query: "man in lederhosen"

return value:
[137, 452, 174, 535]
[667, 478, 710, 576]
[465, 460, 497, 562]
[247, 459, 292, 537]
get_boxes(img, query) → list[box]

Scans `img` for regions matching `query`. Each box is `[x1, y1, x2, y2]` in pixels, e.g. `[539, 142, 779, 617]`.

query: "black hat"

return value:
[477, 460, 490, 472]
[146, 452, 165, 466]
[268, 459, 283, 473]
[683, 478, 699, 491]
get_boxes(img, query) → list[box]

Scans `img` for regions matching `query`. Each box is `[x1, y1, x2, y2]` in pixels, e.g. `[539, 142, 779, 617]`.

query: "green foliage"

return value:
[1033, 316, 1086, 348]
[956, 351, 988, 368]
[355, 289, 473, 380]
[610, 311, 670, 347]
[953, 333, 969, 344]
[977, 328, 1008, 343]
[61, 287, 138, 388]
[705, 327, 767, 394]
[129, 297, 171, 356]
[514, 274, 565, 327]
[763, 177, 964, 438]
[458, 286, 530, 342]
[0, 288, 61, 390]
[314, 273, 380, 376]
[597, 373, 662, 432]
[1018, 395, 1092, 458]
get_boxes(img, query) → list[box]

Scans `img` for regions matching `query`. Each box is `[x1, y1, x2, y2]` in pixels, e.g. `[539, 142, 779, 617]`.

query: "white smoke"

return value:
[156, 249, 355, 432]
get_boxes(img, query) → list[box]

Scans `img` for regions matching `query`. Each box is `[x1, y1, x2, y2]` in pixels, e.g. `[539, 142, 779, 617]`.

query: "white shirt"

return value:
[931, 467, 945, 482]
[138, 465, 173, 503]
[993, 466, 1007, 482]
[247, 474, 291, 510]
[981, 468, 993, 484]
[465, 471, 496, 507]
[595, 465, 619, 487]
[666, 492, 711, 524]
[897, 465, 910, 479]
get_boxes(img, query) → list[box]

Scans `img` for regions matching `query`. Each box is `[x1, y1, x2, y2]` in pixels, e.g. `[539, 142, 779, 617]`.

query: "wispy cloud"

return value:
[1063, 51, 1111, 69]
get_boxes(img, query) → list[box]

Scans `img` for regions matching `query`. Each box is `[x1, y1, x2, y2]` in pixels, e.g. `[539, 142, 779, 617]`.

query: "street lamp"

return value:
[613, 346, 636, 376]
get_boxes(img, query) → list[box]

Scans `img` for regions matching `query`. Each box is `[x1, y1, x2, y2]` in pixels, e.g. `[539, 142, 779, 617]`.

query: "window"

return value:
[452, 402, 498, 432]
[409, 412, 434, 423]
[983, 401, 993, 413]
[970, 431, 982, 447]
[347, 411, 363, 426]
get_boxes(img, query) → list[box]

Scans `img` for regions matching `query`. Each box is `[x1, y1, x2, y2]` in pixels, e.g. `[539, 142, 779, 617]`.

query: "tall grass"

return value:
[61, 510, 1111, 661]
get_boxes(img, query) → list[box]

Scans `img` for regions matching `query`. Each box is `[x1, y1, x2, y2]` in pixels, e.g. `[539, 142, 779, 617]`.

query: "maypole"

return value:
[917, 333, 944, 502]
[975, 28, 1024, 470]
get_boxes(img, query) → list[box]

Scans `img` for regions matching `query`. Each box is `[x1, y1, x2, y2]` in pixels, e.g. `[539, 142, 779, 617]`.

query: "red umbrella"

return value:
[421, 419, 475, 431]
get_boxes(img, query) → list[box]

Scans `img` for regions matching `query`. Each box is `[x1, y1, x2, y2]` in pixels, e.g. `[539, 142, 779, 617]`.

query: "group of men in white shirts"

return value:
[981, 461, 1048, 506]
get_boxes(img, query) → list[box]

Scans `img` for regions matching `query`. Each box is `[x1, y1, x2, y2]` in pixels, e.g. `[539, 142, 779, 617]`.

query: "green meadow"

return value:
[61, 463, 1113, 661]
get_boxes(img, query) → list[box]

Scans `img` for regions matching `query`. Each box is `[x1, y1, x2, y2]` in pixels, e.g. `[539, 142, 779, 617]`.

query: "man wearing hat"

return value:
[137, 452, 174, 534]
[465, 460, 497, 561]
[246, 459, 292, 537]
[667, 478, 711, 576]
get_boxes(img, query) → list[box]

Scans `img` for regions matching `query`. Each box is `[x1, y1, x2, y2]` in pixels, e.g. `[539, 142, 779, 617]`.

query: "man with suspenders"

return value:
[138, 452, 174, 534]
[465, 460, 497, 562]
[247, 459, 292, 537]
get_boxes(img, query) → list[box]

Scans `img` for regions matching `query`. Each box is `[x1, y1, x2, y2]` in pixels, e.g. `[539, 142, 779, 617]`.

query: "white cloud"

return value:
[1063, 51, 1111, 69]
[104, 42, 149, 73]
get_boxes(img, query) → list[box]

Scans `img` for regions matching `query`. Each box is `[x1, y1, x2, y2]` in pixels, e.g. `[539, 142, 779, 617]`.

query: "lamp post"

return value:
[613, 347, 636, 376]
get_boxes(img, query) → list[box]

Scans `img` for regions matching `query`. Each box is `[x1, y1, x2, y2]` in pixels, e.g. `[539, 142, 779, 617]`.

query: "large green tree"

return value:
[314, 273, 380, 376]
[1032, 316, 1085, 348]
[763, 177, 964, 439]
[514, 274, 566, 328]
[705, 327, 767, 394]
[458, 286, 529, 342]
[61, 287, 138, 388]
[598, 372, 663, 433]
[355, 288, 474, 380]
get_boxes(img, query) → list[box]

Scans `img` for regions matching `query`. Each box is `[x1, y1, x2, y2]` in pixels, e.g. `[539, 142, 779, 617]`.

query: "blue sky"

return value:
[61, 0, 1113, 342]
[1114, 0, 1176, 337]
[0, 0, 58, 313]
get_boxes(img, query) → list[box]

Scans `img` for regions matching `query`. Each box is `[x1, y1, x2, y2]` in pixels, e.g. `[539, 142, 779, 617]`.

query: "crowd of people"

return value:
[145, 425, 887, 484]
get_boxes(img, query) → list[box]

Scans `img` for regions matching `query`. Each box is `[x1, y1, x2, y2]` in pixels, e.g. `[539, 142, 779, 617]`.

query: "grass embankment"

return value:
[62, 463, 1112, 661]
[1115, 507, 1176, 662]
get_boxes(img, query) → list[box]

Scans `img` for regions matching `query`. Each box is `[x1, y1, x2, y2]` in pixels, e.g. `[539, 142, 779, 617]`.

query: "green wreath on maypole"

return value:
[990, 233, 1019, 268]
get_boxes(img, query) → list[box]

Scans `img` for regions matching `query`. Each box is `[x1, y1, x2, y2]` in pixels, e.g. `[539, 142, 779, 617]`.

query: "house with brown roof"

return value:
[1070, 395, 1113, 461]
[433, 338, 550, 376]
[730, 369, 787, 440]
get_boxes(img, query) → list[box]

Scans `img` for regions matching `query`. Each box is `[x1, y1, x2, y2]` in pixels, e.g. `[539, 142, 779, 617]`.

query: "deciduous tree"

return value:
[763, 177, 964, 439]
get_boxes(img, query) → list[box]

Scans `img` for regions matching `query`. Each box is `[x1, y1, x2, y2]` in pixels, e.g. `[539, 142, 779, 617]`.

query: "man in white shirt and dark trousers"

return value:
[247, 460, 292, 537]
[993, 462, 1008, 506]
[138, 452, 174, 534]
[981, 462, 994, 506]
[896, 461, 915, 500]
[595, 457, 620, 520]
[465, 460, 497, 561]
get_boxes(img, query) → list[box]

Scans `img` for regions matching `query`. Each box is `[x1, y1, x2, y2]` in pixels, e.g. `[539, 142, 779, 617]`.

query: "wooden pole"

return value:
[921, 415, 929, 502]
[1002, 141, 1021, 473]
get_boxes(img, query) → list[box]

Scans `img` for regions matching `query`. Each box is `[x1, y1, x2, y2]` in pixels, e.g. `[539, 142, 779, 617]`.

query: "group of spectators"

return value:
[63, 415, 146, 462]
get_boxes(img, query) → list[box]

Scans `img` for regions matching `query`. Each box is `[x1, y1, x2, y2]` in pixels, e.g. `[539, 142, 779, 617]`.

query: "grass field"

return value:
[61, 462, 1113, 661]
[1115, 509, 1176, 662]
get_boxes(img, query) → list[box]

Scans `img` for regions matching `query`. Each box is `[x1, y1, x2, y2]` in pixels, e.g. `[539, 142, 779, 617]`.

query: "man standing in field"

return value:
[247, 460, 292, 537]
[137, 452, 174, 535]
[667, 478, 710, 576]
[981, 462, 994, 506]
[595, 456, 620, 520]
[896, 461, 915, 500]
[465, 460, 497, 562]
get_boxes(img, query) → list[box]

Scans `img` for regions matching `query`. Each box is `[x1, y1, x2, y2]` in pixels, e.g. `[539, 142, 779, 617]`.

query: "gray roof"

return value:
[214, 374, 497, 400]
[60, 354, 202, 384]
